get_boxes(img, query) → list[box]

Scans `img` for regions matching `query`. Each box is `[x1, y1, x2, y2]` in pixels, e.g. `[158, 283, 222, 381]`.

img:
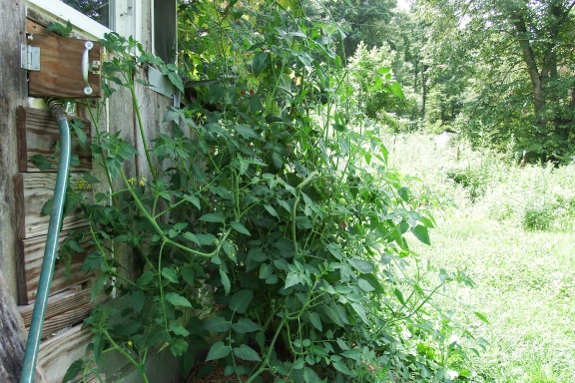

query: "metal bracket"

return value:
[21, 44, 40, 71]
[148, 66, 175, 99]
[90, 61, 101, 75]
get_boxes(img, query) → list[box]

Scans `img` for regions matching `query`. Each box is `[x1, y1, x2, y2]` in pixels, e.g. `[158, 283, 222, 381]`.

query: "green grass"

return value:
[387, 133, 575, 382]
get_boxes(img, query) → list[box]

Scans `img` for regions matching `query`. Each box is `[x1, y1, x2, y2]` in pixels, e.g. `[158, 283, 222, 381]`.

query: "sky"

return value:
[396, 0, 411, 11]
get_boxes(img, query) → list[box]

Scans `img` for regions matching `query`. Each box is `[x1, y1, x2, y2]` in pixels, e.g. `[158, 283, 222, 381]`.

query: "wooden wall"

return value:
[0, 4, 178, 381]
[0, 0, 27, 306]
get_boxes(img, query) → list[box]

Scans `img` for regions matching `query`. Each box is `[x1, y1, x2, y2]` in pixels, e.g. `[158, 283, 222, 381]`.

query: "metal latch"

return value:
[90, 61, 101, 75]
[21, 44, 40, 71]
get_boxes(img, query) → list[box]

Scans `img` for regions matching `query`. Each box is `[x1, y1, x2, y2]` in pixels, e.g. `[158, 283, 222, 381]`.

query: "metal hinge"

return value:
[21, 44, 40, 71]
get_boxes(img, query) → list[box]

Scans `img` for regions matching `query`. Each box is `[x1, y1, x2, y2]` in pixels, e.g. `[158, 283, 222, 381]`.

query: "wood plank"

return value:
[108, 82, 140, 283]
[0, 270, 49, 383]
[15, 172, 90, 239]
[19, 288, 90, 327]
[17, 106, 29, 171]
[14, 173, 26, 245]
[40, 302, 92, 340]
[28, 34, 102, 99]
[134, 70, 174, 226]
[135, 69, 175, 177]
[74, 100, 111, 199]
[26, 18, 58, 36]
[109, 81, 137, 184]
[0, 0, 28, 303]
[134, 70, 160, 181]
[17, 106, 92, 172]
[38, 324, 92, 383]
[17, 232, 94, 304]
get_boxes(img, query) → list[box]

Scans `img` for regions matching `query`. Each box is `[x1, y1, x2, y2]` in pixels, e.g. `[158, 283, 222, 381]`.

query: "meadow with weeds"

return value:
[388, 133, 575, 382]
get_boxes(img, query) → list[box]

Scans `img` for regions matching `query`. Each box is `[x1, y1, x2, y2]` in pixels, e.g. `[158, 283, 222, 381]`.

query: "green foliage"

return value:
[348, 42, 412, 123]
[61, 3, 477, 383]
[446, 165, 488, 202]
[523, 203, 553, 231]
[391, 133, 575, 382]
[45, 20, 73, 37]
[419, 0, 575, 163]
[391, 133, 575, 232]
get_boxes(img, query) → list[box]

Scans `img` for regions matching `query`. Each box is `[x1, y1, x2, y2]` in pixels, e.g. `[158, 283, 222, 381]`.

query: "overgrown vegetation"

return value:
[51, 2, 483, 383]
[390, 133, 575, 382]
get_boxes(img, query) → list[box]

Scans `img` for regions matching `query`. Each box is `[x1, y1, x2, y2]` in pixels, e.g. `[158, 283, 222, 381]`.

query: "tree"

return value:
[421, 0, 575, 162]
[305, 0, 398, 59]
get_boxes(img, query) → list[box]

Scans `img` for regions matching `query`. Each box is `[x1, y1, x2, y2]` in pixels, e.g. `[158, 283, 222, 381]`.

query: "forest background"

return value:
[313, 0, 575, 165]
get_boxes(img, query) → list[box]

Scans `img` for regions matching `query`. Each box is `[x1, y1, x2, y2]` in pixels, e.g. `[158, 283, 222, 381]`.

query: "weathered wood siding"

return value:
[0, 0, 27, 305]
[11, 6, 176, 383]
[0, 1, 180, 381]
[0, 271, 48, 383]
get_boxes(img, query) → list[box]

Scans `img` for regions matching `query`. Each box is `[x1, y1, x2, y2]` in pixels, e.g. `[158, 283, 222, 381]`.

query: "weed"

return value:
[391, 133, 575, 383]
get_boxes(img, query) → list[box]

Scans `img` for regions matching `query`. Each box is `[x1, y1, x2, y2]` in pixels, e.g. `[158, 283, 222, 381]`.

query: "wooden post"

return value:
[521, 150, 526, 169]
[456, 146, 459, 161]
[0, 0, 27, 302]
[0, 271, 48, 382]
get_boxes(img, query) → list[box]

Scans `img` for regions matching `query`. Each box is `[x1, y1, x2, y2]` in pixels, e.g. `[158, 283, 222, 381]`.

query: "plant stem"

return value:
[245, 317, 287, 383]
[157, 241, 169, 333]
[103, 330, 150, 383]
[119, 169, 221, 257]
[292, 171, 318, 256]
[87, 102, 118, 208]
[89, 221, 137, 287]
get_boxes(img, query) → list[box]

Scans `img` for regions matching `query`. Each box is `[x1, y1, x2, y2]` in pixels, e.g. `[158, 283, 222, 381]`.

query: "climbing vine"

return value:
[59, 2, 478, 382]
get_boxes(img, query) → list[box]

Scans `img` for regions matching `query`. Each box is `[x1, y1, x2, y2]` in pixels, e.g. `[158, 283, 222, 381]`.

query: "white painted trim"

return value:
[135, 0, 143, 46]
[26, 0, 112, 40]
[151, 0, 155, 59]
[110, 0, 138, 42]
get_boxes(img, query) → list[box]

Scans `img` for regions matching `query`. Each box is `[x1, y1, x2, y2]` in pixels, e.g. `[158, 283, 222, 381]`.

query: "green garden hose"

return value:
[19, 98, 71, 383]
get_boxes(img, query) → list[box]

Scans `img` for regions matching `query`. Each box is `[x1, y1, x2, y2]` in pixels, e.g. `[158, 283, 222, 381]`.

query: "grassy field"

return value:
[387, 133, 575, 383]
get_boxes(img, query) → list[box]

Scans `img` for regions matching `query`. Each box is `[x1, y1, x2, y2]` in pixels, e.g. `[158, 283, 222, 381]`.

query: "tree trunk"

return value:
[0, 271, 48, 382]
[514, 13, 548, 162]
[414, 56, 418, 94]
[514, 16, 546, 123]
[421, 65, 428, 119]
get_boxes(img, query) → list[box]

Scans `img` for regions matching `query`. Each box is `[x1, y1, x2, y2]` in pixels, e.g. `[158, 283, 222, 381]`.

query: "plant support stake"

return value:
[20, 98, 71, 383]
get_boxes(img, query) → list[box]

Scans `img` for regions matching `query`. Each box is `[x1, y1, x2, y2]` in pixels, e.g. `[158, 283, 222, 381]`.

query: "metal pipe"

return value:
[19, 98, 71, 383]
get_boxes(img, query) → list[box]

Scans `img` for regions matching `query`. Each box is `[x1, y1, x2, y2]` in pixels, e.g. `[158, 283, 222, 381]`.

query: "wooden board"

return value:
[17, 232, 94, 304]
[40, 302, 92, 340]
[38, 324, 93, 383]
[28, 34, 102, 98]
[134, 69, 175, 179]
[107, 83, 140, 283]
[14, 172, 90, 239]
[0, 0, 28, 305]
[17, 106, 92, 172]
[19, 288, 90, 327]
[134, 70, 160, 181]
[26, 18, 58, 37]
[0, 271, 30, 382]
[108, 82, 137, 186]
